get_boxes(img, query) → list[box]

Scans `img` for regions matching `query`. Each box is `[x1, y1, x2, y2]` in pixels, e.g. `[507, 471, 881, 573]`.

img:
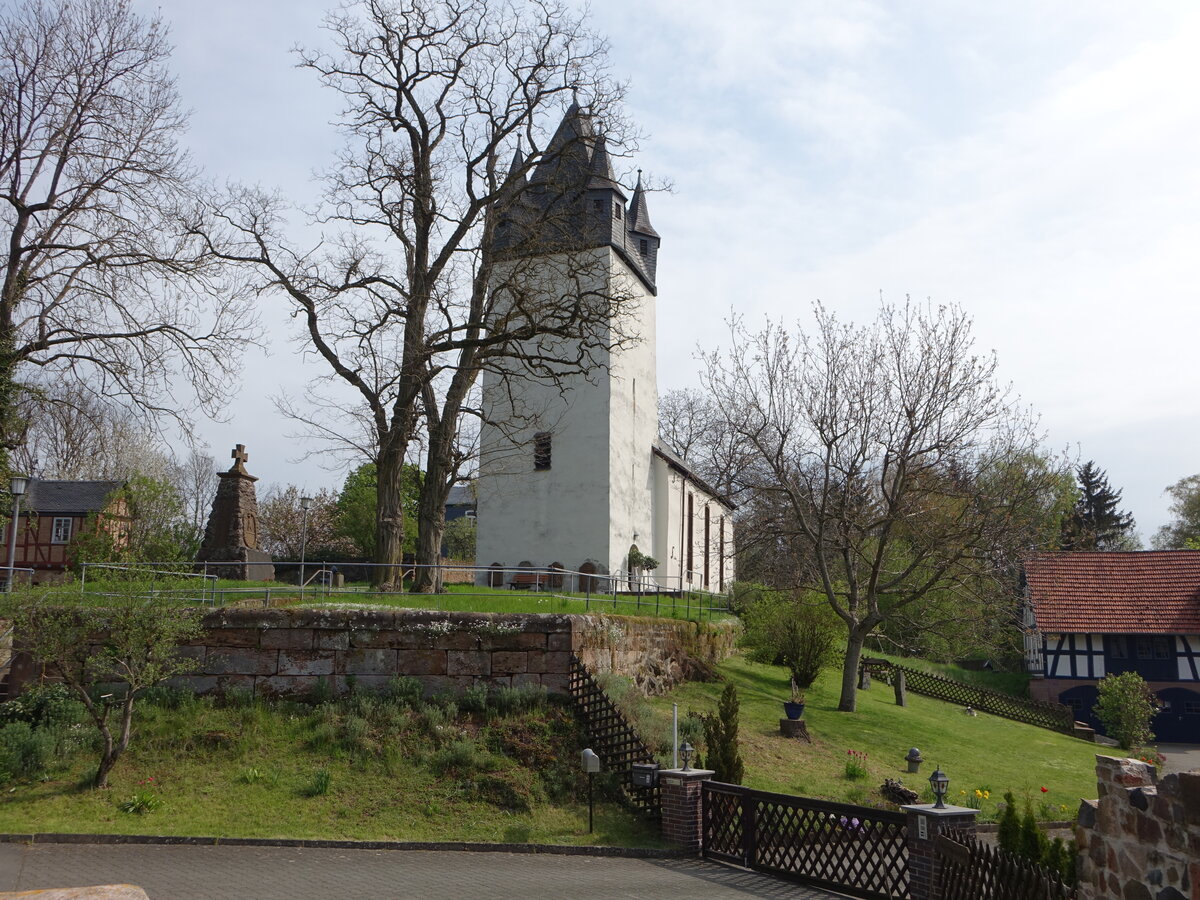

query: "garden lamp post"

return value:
[581, 748, 601, 832]
[299, 495, 313, 595]
[5, 475, 28, 592]
[929, 766, 950, 809]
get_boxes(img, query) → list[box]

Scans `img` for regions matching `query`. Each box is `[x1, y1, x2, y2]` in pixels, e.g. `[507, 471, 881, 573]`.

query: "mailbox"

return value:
[631, 762, 660, 787]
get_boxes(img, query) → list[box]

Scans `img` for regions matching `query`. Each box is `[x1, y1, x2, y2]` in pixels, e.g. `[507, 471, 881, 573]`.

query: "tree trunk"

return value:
[411, 488, 447, 593]
[839, 628, 868, 712]
[374, 444, 407, 588]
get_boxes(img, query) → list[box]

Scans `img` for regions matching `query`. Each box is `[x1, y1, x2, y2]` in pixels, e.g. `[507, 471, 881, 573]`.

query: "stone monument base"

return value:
[198, 547, 275, 582]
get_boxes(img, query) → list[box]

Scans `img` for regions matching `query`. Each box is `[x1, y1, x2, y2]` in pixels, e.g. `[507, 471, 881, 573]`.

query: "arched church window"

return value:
[578, 561, 598, 593]
[488, 563, 504, 588]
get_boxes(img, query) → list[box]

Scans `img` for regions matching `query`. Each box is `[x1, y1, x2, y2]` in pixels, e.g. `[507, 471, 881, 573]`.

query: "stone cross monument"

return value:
[196, 444, 275, 581]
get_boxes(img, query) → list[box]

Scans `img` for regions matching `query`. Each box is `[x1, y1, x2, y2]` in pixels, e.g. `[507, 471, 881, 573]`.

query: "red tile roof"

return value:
[1025, 551, 1200, 635]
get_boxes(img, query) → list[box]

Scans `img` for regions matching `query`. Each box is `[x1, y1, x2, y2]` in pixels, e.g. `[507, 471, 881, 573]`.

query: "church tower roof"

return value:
[587, 134, 626, 198]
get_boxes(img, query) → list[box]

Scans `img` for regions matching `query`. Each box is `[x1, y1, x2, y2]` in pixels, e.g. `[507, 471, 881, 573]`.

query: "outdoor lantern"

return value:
[300, 495, 313, 511]
[581, 748, 601, 774]
[679, 741, 695, 772]
[929, 766, 950, 809]
[9, 475, 27, 497]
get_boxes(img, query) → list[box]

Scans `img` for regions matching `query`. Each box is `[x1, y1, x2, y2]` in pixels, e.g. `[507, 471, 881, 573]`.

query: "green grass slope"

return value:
[645, 655, 1100, 821]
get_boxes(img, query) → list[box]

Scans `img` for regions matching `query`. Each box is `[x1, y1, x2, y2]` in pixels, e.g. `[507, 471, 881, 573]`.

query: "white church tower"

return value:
[475, 103, 734, 592]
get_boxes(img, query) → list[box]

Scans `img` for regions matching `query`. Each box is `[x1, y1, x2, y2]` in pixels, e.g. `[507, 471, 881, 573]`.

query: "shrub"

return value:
[1095, 671, 1158, 750]
[0, 722, 56, 781]
[701, 682, 744, 785]
[0, 684, 83, 729]
[384, 676, 423, 708]
[308, 677, 334, 706]
[741, 590, 839, 688]
[997, 791, 1021, 853]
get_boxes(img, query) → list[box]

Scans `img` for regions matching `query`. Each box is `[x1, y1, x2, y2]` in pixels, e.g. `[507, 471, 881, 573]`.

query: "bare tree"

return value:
[0, 0, 253, 464]
[257, 484, 346, 560]
[704, 302, 1065, 712]
[195, 0, 638, 587]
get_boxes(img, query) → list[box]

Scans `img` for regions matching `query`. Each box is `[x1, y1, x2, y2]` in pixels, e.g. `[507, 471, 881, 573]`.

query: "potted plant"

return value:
[783, 677, 806, 720]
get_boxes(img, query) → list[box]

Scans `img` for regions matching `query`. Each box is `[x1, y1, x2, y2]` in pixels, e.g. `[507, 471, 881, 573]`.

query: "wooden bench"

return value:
[508, 572, 545, 591]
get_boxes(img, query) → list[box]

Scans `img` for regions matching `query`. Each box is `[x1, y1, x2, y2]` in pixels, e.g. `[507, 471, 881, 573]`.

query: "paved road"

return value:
[1158, 743, 1200, 775]
[0, 843, 848, 899]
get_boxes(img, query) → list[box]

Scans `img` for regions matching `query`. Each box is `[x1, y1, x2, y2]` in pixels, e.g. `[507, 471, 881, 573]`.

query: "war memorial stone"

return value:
[196, 444, 275, 581]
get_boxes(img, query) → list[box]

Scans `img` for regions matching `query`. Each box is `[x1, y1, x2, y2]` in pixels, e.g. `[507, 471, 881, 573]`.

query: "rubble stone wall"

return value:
[1074, 755, 1200, 900]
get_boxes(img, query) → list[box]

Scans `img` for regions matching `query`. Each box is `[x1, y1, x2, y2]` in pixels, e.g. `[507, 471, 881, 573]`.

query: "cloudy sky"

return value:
[159, 0, 1200, 542]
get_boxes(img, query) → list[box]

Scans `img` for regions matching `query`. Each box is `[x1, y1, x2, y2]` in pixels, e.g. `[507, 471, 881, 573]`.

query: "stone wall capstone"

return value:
[1074, 755, 1200, 900]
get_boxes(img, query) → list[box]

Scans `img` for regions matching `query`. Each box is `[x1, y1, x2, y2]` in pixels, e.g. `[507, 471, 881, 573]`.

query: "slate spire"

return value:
[627, 169, 658, 238]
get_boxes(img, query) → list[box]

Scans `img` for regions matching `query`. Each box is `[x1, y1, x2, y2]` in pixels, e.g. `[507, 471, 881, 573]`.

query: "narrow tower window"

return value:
[640, 239, 648, 255]
[533, 432, 552, 470]
[687, 492, 694, 576]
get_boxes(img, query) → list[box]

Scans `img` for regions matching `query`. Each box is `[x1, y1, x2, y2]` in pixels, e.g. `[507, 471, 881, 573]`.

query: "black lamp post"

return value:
[5, 475, 28, 592]
[929, 766, 950, 809]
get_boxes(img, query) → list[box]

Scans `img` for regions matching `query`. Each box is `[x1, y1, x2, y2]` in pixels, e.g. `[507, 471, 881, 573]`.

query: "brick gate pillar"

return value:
[901, 803, 979, 900]
[659, 767, 715, 851]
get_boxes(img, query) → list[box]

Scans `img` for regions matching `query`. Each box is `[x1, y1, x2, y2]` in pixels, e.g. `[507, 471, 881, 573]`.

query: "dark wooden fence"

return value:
[936, 828, 1075, 899]
[860, 659, 1076, 735]
[567, 655, 660, 817]
[702, 781, 909, 899]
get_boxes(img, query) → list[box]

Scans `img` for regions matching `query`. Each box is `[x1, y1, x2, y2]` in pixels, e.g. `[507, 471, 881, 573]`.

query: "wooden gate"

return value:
[702, 781, 909, 899]
[935, 829, 1075, 899]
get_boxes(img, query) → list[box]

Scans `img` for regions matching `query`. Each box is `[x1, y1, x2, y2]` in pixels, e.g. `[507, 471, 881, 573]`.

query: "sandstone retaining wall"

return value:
[1075, 755, 1200, 900]
[157, 608, 736, 699]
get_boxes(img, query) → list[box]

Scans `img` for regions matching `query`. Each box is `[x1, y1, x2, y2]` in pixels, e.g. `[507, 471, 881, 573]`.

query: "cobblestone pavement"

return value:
[0, 843, 849, 899]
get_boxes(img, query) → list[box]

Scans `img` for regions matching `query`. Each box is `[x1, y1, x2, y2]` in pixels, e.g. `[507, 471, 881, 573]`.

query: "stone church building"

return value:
[475, 104, 734, 593]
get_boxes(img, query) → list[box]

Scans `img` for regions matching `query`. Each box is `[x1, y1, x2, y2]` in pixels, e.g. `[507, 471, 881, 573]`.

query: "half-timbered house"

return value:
[11, 479, 130, 583]
[1023, 550, 1200, 743]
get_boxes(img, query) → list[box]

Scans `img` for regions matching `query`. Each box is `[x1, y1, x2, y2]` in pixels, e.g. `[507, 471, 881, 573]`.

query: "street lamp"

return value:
[929, 766, 950, 809]
[299, 495, 313, 595]
[5, 475, 28, 592]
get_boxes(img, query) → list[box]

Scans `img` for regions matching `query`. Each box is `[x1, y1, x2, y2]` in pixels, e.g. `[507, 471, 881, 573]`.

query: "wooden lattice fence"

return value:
[860, 659, 1076, 734]
[936, 828, 1075, 899]
[702, 781, 910, 899]
[567, 655, 660, 817]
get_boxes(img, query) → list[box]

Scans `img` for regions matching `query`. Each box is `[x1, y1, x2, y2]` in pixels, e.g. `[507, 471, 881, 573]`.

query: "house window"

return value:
[640, 238, 648, 255]
[1184, 701, 1200, 715]
[1153, 637, 1171, 659]
[1108, 636, 1128, 659]
[613, 203, 622, 220]
[51, 517, 72, 544]
[593, 198, 603, 213]
[533, 432, 552, 470]
[1136, 636, 1172, 659]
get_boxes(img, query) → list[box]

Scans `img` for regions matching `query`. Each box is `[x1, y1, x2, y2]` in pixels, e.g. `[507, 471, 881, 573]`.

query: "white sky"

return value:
[158, 0, 1200, 542]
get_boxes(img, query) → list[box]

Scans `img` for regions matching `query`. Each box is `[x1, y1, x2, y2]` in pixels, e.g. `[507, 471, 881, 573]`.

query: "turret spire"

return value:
[627, 169, 658, 238]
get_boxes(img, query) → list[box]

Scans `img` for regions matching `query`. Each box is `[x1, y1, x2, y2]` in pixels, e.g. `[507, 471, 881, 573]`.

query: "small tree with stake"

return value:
[5, 585, 203, 788]
[702, 682, 744, 785]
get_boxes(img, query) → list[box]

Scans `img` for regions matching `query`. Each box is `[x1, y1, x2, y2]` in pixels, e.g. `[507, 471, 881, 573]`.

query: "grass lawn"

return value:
[642, 655, 1103, 822]
[21, 578, 732, 623]
[0, 686, 662, 846]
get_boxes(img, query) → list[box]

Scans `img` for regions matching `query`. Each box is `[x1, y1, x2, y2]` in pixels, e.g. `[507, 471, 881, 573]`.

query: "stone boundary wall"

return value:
[159, 609, 736, 699]
[1075, 755, 1200, 900]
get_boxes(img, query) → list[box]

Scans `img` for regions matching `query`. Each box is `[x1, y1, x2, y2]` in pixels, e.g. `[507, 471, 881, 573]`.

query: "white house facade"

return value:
[475, 103, 734, 592]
